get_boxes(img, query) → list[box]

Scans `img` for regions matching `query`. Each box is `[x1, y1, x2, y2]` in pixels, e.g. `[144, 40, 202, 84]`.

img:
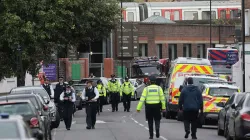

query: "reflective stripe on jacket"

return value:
[120, 81, 134, 96]
[108, 80, 120, 92]
[97, 84, 106, 97]
[136, 85, 166, 110]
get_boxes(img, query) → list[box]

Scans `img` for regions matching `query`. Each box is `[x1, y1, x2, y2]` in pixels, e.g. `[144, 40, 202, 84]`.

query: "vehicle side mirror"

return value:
[217, 102, 225, 108]
[231, 104, 236, 109]
[179, 85, 184, 92]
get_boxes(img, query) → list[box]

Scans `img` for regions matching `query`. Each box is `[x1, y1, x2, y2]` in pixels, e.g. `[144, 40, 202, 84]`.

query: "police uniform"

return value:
[54, 80, 67, 120]
[137, 76, 166, 139]
[41, 83, 54, 99]
[96, 82, 106, 112]
[82, 83, 99, 129]
[60, 85, 76, 130]
[108, 75, 121, 112]
[120, 78, 134, 112]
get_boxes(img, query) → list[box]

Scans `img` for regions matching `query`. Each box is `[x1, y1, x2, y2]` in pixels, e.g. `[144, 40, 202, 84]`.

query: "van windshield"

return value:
[208, 87, 238, 97]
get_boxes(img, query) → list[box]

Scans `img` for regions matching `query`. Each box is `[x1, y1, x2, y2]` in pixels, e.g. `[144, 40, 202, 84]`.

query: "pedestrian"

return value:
[54, 76, 67, 121]
[136, 75, 166, 139]
[89, 73, 95, 78]
[60, 85, 76, 130]
[108, 74, 121, 112]
[178, 77, 203, 140]
[96, 80, 106, 112]
[81, 80, 99, 129]
[68, 80, 76, 116]
[41, 78, 54, 99]
[120, 76, 134, 112]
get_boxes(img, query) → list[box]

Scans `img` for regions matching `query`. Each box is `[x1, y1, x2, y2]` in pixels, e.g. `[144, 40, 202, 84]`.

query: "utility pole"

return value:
[210, 0, 212, 48]
[121, 0, 124, 78]
[241, 0, 246, 92]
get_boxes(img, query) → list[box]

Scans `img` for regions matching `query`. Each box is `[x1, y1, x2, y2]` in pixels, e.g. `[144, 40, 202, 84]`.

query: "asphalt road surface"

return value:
[52, 101, 226, 140]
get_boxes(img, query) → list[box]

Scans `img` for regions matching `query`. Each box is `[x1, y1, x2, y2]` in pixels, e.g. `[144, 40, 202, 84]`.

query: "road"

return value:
[53, 101, 226, 140]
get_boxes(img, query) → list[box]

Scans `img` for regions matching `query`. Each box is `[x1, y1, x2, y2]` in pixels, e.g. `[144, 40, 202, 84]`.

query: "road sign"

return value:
[226, 51, 238, 64]
[116, 22, 139, 57]
[43, 64, 57, 81]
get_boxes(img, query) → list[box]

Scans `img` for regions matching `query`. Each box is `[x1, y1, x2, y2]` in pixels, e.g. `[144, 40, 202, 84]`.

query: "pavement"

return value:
[52, 101, 226, 140]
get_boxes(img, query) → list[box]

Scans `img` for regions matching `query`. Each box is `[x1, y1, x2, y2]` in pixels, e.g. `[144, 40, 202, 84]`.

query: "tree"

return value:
[0, 0, 120, 86]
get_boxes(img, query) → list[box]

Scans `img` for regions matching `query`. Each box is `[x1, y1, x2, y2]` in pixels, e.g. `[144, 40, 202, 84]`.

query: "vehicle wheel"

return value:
[217, 121, 224, 136]
[78, 101, 83, 110]
[226, 131, 233, 140]
[51, 111, 60, 129]
[224, 122, 228, 138]
[177, 111, 183, 121]
[165, 110, 171, 119]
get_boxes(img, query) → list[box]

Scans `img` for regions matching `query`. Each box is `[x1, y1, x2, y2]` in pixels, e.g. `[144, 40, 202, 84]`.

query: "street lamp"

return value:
[121, 0, 124, 78]
[241, 0, 246, 92]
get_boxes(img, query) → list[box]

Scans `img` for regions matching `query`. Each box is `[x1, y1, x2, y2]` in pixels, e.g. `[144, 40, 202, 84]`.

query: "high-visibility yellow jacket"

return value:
[97, 84, 106, 97]
[136, 84, 166, 111]
[120, 81, 134, 96]
[108, 79, 120, 93]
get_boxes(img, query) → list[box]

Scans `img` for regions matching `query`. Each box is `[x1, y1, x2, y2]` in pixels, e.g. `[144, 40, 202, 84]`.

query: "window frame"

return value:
[201, 11, 216, 20]
[184, 11, 198, 20]
[127, 12, 134, 22]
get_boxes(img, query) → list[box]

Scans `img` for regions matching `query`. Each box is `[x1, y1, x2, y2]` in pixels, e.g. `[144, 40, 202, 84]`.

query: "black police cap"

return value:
[111, 74, 115, 77]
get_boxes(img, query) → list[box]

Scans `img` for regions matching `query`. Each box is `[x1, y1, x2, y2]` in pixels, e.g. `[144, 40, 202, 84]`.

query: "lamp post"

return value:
[121, 0, 124, 78]
[241, 0, 246, 92]
[210, 0, 212, 48]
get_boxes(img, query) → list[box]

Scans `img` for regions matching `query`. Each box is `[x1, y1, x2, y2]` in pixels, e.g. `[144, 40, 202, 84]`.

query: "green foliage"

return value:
[0, 0, 120, 85]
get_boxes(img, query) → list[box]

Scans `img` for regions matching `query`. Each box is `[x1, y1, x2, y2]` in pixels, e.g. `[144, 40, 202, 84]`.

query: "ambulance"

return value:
[165, 57, 214, 119]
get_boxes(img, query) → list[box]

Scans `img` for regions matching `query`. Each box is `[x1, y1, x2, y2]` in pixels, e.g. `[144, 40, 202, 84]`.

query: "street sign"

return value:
[245, 51, 250, 55]
[43, 64, 57, 81]
[226, 51, 238, 64]
[116, 22, 139, 57]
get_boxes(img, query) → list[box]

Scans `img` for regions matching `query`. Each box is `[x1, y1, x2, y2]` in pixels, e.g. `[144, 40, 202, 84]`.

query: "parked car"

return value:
[227, 93, 250, 140]
[9, 86, 60, 129]
[0, 100, 47, 140]
[0, 114, 36, 140]
[0, 94, 51, 138]
[217, 93, 245, 137]
[72, 84, 86, 109]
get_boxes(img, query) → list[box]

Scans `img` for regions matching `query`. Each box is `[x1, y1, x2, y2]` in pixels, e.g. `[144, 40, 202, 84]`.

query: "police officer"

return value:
[60, 85, 76, 130]
[41, 78, 54, 99]
[81, 80, 99, 129]
[136, 75, 166, 139]
[120, 77, 134, 112]
[108, 74, 121, 112]
[54, 76, 67, 121]
[96, 80, 106, 112]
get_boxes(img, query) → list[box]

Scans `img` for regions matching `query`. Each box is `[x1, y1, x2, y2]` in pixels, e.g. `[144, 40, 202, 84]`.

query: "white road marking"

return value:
[96, 120, 106, 123]
[130, 117, 168, 140]
[72, 121, 76, 124]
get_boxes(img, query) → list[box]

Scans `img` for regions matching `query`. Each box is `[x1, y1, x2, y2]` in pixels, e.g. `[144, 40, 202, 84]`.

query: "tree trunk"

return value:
[17, 72, 25, 87]
[32, 76, 35, 86]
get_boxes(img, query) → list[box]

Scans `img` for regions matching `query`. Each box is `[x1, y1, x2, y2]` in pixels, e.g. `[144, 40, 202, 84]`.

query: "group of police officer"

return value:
[41, 74, 167, 139]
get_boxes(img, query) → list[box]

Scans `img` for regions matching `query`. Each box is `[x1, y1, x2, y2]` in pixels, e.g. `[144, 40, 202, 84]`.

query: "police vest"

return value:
[145, 85, 161, 104]
[85, 87, 96, 101]
[108, 80, 119, 92]
[43, 84, 51, 96]
[122, 82, 132, 94]
[97, 84, 104, 96]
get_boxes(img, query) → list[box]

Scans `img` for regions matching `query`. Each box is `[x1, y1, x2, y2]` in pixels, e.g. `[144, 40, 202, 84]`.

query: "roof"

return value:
[0, 94, 37, 99]
[0, 100, 32, 104]
[11, 86, 43, 91]
[173, 57, 211, 65]
[142, 15, 176, 24]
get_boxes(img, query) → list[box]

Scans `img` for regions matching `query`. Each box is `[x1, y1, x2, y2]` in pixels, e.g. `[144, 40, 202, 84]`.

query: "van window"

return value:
[208, 88, 238, 97]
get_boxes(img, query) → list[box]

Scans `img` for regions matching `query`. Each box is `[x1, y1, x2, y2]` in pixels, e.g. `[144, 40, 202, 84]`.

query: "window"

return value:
[202, 11, 216, 20]
[165, 11, 171, 20]
[154, 12, 160, 16]
[157, 44, 162, 59]
[220, 10, 226, 19]
[168, 44, 177, 60]
[208, 88, 238, 97]
[174, 11, 180, 20]
[197, 44, 206, 58]
[139, 44, 148, 57]
[184, 11, 198, 20]
[230, 10, 239, 19]
[225, 94, 235, 106]
[183, 44, 191, 57]
[127, 12, 134, 22]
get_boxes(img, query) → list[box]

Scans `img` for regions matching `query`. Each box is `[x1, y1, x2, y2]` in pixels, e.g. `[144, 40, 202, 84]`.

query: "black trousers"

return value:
[122, 93, 131, 111]
[110, 93, 120, 111]
[99, 96, 105, 112]
[86, 102, 97, 127]
[57, 102, 64, 120]
[63, 103, 74, 128]
[145, 104, 161, 137]
[183, 110, 199, 135]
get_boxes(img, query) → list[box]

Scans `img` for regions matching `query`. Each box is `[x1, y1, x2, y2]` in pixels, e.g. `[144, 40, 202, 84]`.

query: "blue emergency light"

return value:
[0, 113, 9, 119]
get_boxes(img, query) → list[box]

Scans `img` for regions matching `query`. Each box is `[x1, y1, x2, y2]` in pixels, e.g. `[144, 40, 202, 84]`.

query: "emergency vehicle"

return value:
[198, 81, 240, 128]
[175, 73, 227, 121]
[165, 57, 214, 119]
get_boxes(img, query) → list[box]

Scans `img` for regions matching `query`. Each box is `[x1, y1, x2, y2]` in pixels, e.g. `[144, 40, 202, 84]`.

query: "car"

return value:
[227, 92, 250, 140]
[217, 93, 245, 137]
[10, 86, 60, 129]
[0, 94, 51, 138]
[0, 100, 47, 140]
[0, 114, 36, 140]
[72, 84, 86, 110]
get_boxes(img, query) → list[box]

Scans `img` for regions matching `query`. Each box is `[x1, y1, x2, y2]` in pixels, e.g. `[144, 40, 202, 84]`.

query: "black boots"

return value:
[185, 132, 190, 139]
